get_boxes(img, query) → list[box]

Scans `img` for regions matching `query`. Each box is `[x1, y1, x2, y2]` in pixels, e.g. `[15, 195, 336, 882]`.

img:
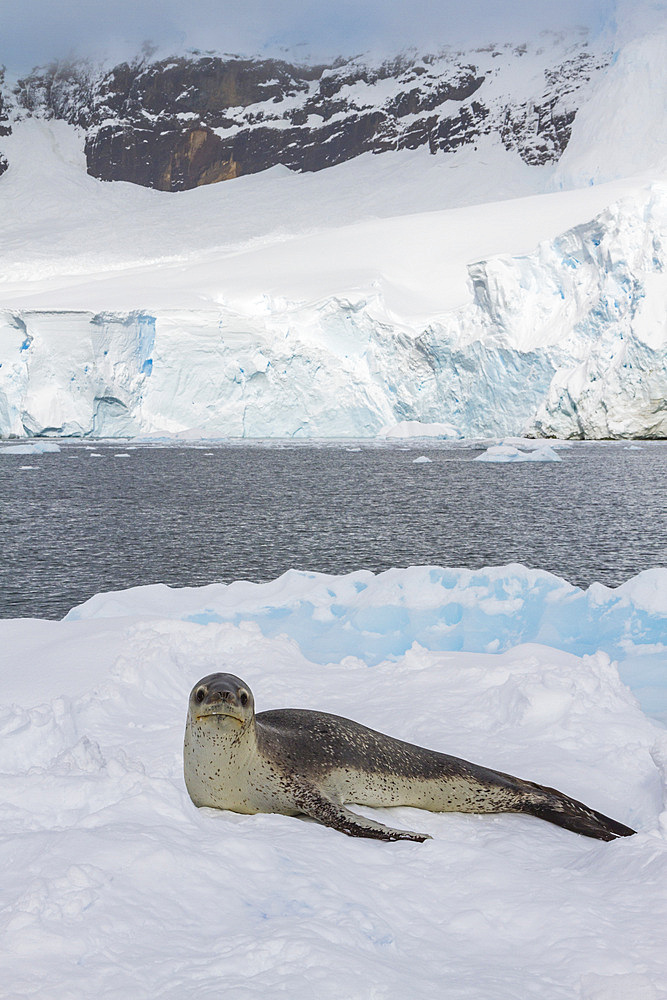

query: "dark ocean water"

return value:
[1, 440, 665, 619]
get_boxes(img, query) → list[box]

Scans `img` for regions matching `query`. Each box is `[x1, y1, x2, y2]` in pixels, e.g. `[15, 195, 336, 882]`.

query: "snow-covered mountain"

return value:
[1, 16, 667, 439]
[10, 36, 604, 190]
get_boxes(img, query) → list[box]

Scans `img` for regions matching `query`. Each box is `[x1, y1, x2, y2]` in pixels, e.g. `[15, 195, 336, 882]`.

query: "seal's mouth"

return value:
[195, 711, 244, 724]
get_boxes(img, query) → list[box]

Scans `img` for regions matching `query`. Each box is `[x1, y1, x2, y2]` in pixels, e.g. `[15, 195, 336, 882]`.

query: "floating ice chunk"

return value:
[413, 455, 432, 463]
[475, 443, 561, 463]
[1, 441, 61, 455]
[379, 421, 461, 439]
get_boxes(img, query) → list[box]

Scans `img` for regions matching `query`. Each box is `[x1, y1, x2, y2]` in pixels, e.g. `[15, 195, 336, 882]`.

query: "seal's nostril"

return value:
[210, 690, 233, 703]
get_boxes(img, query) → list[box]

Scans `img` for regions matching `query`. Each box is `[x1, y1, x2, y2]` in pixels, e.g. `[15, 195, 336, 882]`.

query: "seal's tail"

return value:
[521, 784, 635, 841]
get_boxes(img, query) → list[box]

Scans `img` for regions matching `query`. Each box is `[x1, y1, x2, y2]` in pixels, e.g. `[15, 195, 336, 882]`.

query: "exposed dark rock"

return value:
[14, 60, 99, 128]
[0, 69, 10, 178]
[85, 125, 240, 189]
[499, 50, 603, 165]
[386, 69, 484, 117]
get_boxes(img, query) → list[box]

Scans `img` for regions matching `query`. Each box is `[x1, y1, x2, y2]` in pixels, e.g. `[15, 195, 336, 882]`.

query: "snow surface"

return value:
[1, 564, 666, 998]
[0, 118, 638, 316]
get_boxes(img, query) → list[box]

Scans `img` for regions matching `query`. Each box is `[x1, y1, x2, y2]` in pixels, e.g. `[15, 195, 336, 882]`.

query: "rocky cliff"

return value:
[0, 69, 10, 178]
[7, 37, 607, 191]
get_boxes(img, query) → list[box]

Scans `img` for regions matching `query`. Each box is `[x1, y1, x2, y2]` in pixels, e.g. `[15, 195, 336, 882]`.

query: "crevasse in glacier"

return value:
[1, 186, 666, 439]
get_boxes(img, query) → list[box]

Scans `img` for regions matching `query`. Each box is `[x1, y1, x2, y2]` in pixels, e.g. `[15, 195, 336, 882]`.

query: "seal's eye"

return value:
[239, 691, 249, 707]
[195, 688, 206, 703]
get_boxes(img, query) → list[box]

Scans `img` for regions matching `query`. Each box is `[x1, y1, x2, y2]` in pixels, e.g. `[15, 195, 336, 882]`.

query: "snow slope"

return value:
[1, 564, 665, 998]
[555, 26, 667, 186]
[0, 119, 623, 312]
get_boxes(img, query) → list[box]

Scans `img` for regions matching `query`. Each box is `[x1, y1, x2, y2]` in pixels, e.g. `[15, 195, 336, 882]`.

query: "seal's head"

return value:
[188, 673, 255, 729]
[184, 673, 257, 809]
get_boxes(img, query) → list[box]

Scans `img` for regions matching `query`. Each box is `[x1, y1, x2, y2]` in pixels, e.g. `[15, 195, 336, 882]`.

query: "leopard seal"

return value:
[183, 672, 635, 843]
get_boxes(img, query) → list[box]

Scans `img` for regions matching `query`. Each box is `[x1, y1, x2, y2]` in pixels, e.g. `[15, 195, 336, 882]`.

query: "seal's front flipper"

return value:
[293, 783, 430, 842]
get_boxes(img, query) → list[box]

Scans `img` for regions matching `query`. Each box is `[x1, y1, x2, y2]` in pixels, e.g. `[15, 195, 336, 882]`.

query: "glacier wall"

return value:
[0, 311, 155, 437]
[1, 187, 667, 439]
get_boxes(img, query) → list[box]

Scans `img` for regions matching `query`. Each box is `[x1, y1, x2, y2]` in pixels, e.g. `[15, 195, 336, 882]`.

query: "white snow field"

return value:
[1, 565, 666, 999]
[2, 19, 667, 438]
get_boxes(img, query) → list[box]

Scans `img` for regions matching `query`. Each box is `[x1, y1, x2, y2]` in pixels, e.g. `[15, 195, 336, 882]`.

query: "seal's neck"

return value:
[184, 712, 259, 811]
[197, 711, 256, 752]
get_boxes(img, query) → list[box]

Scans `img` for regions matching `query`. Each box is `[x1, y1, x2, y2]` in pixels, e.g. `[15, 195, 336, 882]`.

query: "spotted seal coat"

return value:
[183, 672, 635, 843]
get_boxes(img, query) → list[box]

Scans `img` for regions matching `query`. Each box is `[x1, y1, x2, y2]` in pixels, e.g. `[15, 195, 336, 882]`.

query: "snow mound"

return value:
[475, 443, 562, 463]
[64, 564, 667, 722]
[1, 563, 665, 998]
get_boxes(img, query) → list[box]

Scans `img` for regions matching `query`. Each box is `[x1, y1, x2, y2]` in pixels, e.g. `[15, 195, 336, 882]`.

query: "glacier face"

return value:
[0, 311, 155, 437]
[1, 186, 666, 440]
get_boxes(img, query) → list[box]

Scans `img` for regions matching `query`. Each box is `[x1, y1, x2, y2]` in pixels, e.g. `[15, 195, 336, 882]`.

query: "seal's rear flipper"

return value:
[294, 782, 430, 842]
[522, 787, 636, 841]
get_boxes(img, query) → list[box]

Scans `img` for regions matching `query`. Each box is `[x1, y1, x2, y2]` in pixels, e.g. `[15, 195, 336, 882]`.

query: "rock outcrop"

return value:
[0, 69, 10, 178]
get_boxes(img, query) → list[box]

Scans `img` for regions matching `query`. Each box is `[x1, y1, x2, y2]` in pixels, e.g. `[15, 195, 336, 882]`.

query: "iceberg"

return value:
[475, 443, 561, 462]
[379, 421, 463, 439]
[0, 440, 61, 454]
